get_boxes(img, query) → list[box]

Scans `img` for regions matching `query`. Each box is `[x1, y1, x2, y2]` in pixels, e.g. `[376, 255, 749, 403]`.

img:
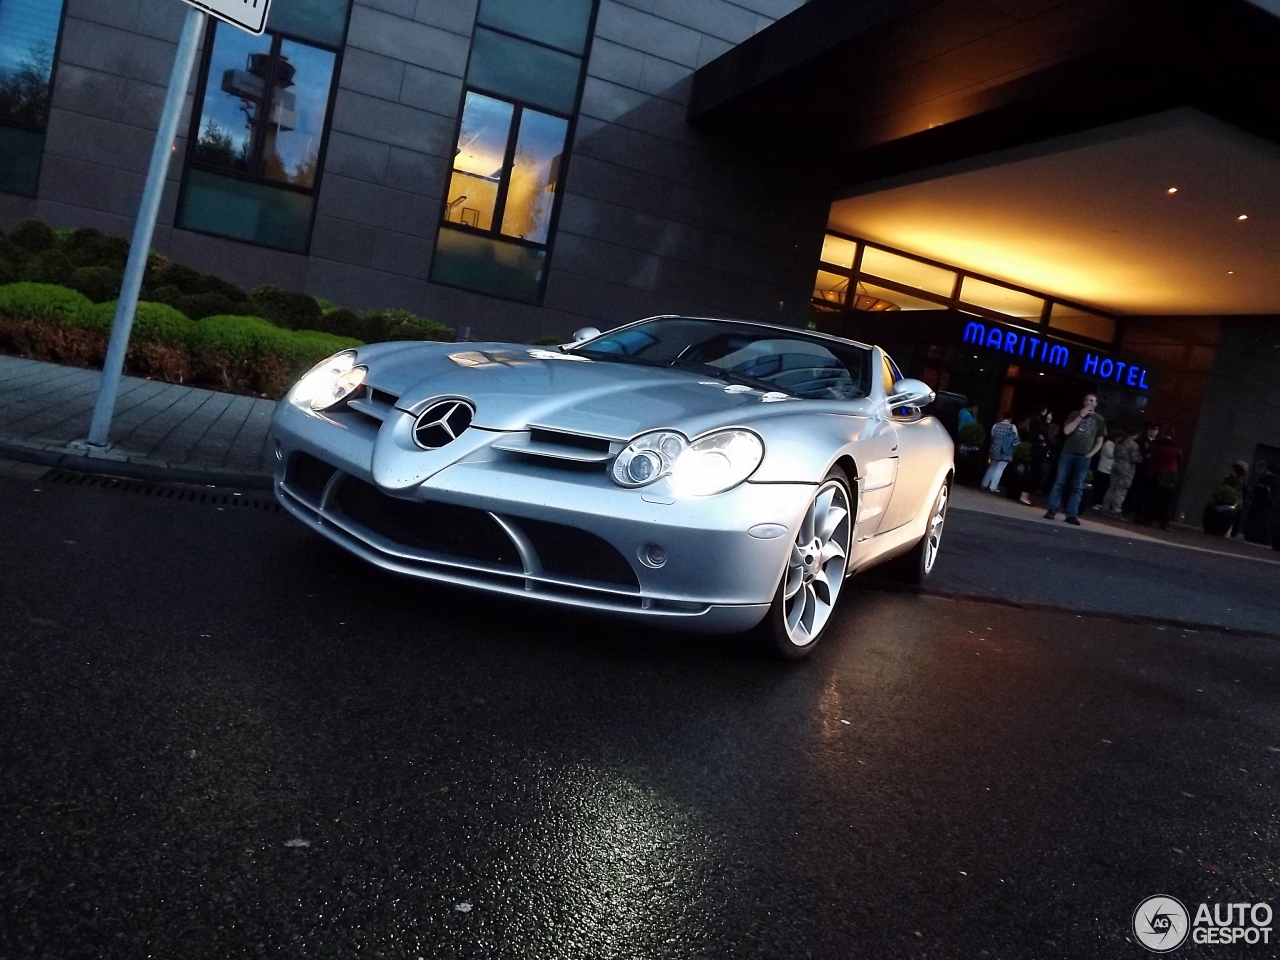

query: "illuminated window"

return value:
[813, 269, 848, 306]
[959, 276, 1044, 319]
[0, 0, 65, 196]
[431, 0, 597, 304]
[860, 246, 956, 298]
[820, 234, 858, 269]
[178, 1, 351, 253]
[853, 281, 945, 312]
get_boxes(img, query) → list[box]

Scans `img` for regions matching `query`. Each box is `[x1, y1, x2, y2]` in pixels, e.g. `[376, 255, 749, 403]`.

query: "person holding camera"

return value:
[1044, 392, 1106, 525]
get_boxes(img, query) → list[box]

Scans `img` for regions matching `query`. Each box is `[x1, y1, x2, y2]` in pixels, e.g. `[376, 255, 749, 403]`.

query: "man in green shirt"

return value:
[1044, 392, 1107, 525]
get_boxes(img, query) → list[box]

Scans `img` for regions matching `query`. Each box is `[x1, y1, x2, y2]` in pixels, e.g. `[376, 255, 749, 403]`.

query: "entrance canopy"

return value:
[691, 0, 1280, 316]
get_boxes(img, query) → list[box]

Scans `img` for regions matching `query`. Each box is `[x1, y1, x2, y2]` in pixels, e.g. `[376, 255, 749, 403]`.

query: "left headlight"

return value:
[290, 350, 367, 412]
[612, 428, 764, 496]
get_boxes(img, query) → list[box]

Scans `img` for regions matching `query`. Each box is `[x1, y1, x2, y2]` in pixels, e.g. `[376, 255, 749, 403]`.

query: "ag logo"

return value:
[1133, 896, 1190, 952]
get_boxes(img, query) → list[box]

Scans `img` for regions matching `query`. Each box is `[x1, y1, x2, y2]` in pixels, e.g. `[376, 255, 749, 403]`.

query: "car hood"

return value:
[362, 341, 874, 438]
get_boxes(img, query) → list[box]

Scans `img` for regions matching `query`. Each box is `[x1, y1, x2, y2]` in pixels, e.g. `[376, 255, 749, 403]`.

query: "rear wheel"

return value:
[756, 468, 853, 660]
[886, 479, 949, 585]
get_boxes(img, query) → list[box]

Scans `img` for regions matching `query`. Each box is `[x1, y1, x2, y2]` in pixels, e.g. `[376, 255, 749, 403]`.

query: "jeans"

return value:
[1048, 453, 1091, 518]
[981, 459, 1009, 491]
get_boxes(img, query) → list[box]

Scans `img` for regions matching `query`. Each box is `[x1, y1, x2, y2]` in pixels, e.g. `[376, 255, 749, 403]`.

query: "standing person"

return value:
[1127, 422, 1160, 520]
[958, 404, 979, 429]
[1022, 405, 1055, 501]
[1243, 462, 1280, 545]
[1142, 428, 1185, 529]
[982, 411, 1019, 493]
[1101, 429, 1142, 515]
[1044, 392, 1107, 525]
[1092, 430, 1118, 507]
[1223, 461, 1250, 538]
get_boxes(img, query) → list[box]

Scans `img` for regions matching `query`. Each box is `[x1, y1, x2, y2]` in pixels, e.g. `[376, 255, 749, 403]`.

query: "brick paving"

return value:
[0, 355, 274, 483]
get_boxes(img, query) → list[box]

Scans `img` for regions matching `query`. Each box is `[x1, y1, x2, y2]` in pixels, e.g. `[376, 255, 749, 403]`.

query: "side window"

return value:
[0, 0, 67, 196]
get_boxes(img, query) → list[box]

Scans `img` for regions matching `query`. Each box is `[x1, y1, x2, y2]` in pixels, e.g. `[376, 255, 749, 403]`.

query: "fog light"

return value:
[639, 543, 667, 568]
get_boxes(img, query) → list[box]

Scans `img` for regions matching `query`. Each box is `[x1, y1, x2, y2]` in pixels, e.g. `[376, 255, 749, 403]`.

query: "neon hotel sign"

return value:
[962, 319, 1150, 391]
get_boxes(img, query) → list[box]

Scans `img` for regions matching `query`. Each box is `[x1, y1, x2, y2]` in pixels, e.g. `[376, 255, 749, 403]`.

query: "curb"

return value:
[0, 438, 273, 490]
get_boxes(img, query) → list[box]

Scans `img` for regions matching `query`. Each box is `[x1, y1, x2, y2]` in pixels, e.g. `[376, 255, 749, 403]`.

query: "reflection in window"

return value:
[959, 276, 1044, 318]
[478, 0, 594, 54]
[446, 93, 513, 231]
[467, 28, 581, 114]
[501, 110, 568, 244]
[860, 246, 956, 297]
[0, 0, 64, 196]
[181, 7, 349, 252]
[1049, 304, 1116, 343]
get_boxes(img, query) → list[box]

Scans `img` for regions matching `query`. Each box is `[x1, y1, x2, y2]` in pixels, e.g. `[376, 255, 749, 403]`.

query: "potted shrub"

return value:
[955, 421, 987, 486]
[1003, 441, 1033, 500]
[1202, 484, 1240, 536]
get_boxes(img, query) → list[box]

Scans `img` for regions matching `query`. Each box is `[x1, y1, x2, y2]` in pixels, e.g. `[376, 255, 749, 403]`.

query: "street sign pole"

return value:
[86, 4, 205, 447]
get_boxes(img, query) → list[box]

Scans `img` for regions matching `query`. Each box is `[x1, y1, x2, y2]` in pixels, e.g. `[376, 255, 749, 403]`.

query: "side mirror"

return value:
[572, 326, 602, 343]
[888, 378, 935, 408]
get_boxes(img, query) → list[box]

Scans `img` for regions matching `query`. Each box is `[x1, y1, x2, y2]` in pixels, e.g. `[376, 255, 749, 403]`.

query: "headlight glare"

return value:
[612, 431, 687, 487]
[668, 429, 764, 496]
[291, 350, 366, 411]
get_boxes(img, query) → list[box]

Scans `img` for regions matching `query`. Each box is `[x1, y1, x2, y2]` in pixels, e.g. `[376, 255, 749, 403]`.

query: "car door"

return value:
[878, 353, 935, 533]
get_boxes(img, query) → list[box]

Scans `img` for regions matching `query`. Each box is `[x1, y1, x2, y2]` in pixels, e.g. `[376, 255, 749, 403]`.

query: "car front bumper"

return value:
[270, 401, 815, 633]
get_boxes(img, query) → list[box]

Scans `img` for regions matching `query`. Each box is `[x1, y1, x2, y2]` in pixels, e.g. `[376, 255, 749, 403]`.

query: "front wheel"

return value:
[755, 469, 853, 660]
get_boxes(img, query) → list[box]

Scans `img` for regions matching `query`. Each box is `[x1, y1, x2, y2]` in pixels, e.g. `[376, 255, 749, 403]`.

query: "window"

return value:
[177, 1, 350, 253]
[431, 0, 597, 304]
[0, 0, 65, 196]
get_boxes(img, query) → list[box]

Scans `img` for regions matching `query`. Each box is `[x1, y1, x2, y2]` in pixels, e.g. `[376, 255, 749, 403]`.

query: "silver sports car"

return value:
[270, 316, 954, 657]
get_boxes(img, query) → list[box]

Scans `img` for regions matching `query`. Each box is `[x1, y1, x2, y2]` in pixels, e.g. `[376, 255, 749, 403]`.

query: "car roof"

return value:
[614, 315, 876, 353]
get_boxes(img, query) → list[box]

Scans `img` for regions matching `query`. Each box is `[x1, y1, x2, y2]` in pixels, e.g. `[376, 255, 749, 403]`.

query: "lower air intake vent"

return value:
[289, 453, 338, 503]
[514, 517, 639, 587]
[334, 478, 521, 567]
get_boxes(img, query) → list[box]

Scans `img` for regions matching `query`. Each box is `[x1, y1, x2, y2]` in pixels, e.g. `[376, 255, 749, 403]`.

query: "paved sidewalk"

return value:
[0, 355, 274, 486]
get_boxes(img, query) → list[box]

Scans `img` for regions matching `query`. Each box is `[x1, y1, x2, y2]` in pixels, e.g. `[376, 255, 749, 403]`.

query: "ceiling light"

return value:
[1166, 187, 1178, 194]
[1238, 214, 1249, 221]
[1227, 271, 1235, 275]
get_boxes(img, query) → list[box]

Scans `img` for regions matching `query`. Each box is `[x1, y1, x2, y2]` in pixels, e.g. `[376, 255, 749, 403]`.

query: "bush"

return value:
[249, 284, 321, 330]
[0, 237, 28, 268]
[309, 307, 366, 339]
[0, 260, 16, 286]
[1211, 484, 1241, 507]
[0, 282, 95, 324]
[150, 261, 209, 296]
[384, 311, 453, 342]
[62, 227, 113, 268]
[67, 264, 124, 303]
[9, 219, 56, 254]
[191, 314, 358, 396]
[21, 249, 75, 286]
[530, 335, 563, 346]
[87, 300, 197, 346]
[958, 422, 987, 446]
[175, 291, 248, 321]
[1011, 441, 1033, 462]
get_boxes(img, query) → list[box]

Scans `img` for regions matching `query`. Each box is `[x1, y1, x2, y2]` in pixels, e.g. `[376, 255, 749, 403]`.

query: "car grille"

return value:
[279, 458, 640, 590]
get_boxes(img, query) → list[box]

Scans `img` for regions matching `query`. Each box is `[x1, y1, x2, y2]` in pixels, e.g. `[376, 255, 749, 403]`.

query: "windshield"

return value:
[572, 318, 872, 400]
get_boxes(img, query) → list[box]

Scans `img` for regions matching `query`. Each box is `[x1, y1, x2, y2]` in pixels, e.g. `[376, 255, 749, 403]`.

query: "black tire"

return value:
[754, 466, 854, 660]
[884, 478, 950, 585]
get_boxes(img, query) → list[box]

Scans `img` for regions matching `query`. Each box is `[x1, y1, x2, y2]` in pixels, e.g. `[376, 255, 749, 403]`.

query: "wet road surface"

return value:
[2, 474, 1278, 959]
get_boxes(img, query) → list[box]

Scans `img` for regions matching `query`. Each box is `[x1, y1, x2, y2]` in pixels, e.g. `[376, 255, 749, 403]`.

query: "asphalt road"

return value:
[2, 474, 1278, 959]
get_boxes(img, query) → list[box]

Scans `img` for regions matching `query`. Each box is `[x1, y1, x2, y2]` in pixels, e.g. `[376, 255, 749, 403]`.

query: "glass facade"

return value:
[178, 1, 350, 253]
[431, 0, 597, 304]
[0, 0, 64, 196]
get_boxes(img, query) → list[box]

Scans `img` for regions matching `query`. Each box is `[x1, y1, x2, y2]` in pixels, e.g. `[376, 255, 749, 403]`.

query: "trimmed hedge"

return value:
[0, 282, 95, 324]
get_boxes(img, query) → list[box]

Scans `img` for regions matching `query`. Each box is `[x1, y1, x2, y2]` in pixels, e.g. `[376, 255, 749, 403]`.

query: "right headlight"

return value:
[612, 428, 764, 496]
[290, 350, 366, 412]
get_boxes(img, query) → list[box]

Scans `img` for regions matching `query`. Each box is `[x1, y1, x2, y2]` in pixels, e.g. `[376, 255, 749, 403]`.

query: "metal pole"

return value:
[87, 5, 205, 447]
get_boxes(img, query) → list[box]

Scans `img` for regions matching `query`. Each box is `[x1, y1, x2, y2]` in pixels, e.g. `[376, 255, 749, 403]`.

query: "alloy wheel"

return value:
[783, 478, 852, 647]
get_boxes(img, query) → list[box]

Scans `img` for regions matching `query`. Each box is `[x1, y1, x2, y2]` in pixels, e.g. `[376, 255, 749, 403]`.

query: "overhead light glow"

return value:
[1166, 187, 1178, 194]
[1238, 214, 1249, 221]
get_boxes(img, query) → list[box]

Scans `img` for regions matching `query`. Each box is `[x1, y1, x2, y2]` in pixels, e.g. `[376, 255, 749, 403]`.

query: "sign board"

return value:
[960, 318, 1151, 390]
[180, 0, 271, 34]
